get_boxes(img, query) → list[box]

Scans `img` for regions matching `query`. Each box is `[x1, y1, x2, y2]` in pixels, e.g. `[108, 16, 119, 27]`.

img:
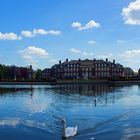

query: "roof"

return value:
[50, 58, 126, 69]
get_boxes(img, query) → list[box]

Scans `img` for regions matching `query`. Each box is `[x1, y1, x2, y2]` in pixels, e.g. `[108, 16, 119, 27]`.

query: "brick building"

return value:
[43, 58, 128, 80]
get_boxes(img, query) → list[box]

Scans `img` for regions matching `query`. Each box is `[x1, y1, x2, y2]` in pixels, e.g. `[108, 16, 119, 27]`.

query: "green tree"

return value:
[0, 64, 4, 80]
[35, 69, 42, 80]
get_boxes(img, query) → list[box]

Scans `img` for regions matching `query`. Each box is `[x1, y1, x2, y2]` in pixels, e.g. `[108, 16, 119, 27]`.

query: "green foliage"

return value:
[35, 69, 42, 79]
[0, 64, 34, 81]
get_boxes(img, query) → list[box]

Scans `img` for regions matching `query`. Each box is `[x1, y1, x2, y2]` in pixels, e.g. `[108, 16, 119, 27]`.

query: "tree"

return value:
[0, 64, 4, 80]
[35, 69, 42, 80]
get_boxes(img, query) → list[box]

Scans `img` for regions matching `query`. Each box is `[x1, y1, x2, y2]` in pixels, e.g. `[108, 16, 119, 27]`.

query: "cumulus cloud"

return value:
[71, 20, 100, 30]
[120, 49, 140, 59]
[19, 46, 49, 66]
[24, 46, 49, 57]
[122, 0, 140, 25]
[21, 29, 61, 37]
[69, 48, 81, 53]
[0, 32, 22, 40]
[87, 40, 96, 45]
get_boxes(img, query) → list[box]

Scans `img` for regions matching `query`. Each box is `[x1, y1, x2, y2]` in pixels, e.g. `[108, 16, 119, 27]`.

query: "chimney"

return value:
[94, 58, 96, 61]
[59, 60, 61, 64]
[106, 58, 108, 62]
[66, 58, 68, 62]
[78, 59, 81, 62]
[113, 59, 115, 64]
[30, 65, 32, 69]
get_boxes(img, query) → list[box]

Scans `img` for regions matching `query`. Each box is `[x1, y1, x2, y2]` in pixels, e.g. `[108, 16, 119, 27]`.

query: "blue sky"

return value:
[0, 0, 140, 71]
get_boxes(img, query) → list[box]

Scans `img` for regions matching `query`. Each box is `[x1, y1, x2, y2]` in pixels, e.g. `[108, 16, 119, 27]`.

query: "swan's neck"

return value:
[62, 121, 66, 137]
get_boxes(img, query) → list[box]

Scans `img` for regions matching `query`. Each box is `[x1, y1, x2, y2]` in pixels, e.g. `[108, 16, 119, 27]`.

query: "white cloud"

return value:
[21, 31, 34, 37]
[69, 48, 81, 53]
[119, 49, 140, 71]
[71, 20, 100, 30]
[122, 0, 140, 25]
[33, 29, 47, 35]
[71, 22, 81, 28]
[20, 46, 49, 58]
[87, 40, 96, 45]
[19, 46, 49, 67]
[69, 48, 94, 56]
[0, 32, 22, 40]
[47, 30, 61, 35]
[21, 55, 38, 67]
[116, 40, 126, 44]
[22, 55, 33, 61]
[120, 49, 140, 59]
[97, 53, 113, 59]
[83, 52, 94, 56]
[21, 29, 61, 37]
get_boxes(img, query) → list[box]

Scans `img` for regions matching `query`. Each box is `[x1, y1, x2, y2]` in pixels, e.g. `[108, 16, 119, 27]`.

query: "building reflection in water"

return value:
[30, 85, 34, 99]
[52, 84, 123, 107]
[0, 84, 125, 107]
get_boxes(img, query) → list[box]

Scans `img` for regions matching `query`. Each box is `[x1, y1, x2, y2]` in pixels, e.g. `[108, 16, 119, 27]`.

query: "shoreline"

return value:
[0, 79, 140, 85]
[0, 81, 50, 85]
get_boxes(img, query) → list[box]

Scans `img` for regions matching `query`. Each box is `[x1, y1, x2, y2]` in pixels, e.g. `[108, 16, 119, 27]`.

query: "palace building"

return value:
[43, 58, 133, 80]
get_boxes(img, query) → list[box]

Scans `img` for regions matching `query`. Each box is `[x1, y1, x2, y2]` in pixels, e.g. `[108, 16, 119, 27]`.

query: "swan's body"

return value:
[64, 126, 77, 138]
[62, 119, 77, 138]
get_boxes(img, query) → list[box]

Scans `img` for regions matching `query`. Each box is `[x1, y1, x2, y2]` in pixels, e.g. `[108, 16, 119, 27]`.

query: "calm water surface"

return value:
[0, 84, 140, 140]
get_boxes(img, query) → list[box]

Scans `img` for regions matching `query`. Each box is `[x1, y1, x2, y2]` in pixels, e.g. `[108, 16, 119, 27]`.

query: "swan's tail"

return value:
[74, 126, 78, 135]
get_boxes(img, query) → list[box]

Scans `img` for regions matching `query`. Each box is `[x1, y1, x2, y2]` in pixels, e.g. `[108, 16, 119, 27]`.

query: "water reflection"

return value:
[52, 84, 123, 107]
[53, 84, 116, 95]
[123, 128, 140, 140]
[0, 87, 30, 94]
[0, 84, 140, 140]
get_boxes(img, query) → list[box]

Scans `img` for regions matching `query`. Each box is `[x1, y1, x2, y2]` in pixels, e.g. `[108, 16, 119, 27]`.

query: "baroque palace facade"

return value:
[43, 58, 134, 80]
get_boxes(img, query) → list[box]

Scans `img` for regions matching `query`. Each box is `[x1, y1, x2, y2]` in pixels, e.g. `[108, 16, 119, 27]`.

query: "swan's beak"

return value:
[59, 120, 64, 125]
[60, 118, 66, 124]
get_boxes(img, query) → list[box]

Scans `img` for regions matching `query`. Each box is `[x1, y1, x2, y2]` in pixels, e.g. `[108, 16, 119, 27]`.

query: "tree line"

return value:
[0, 64, 43, 81]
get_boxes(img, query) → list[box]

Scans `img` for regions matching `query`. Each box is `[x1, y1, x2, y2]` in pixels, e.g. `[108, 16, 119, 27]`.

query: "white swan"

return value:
[61, 119, 77, 138]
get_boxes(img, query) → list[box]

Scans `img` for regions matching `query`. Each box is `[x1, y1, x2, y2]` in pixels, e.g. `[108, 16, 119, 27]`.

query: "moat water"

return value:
[0, 84, 140, 140]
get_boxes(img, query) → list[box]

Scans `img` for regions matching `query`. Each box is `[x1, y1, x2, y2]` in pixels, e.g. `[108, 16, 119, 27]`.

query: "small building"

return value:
[27, 65, 35, 80]
[123, 67, 134, 78]
[42, 68, 52, 79]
